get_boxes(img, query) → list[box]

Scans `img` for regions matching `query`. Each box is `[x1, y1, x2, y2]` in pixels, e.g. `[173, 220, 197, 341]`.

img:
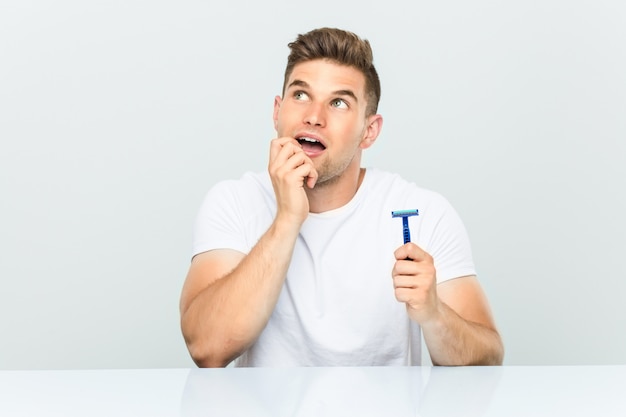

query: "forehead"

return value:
[286, 59, 367, 97]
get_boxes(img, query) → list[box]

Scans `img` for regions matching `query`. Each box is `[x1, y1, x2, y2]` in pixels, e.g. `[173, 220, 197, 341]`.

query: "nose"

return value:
[303, 102, 325, 127]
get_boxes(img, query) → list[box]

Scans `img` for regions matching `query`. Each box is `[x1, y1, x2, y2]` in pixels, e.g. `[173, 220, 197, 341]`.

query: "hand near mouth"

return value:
[269, 137, 319, 226]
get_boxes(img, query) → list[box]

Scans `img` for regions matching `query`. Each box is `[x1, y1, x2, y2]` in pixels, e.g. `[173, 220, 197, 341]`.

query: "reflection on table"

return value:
[182, 366, 499, 416]
[1, 366, 625, 416]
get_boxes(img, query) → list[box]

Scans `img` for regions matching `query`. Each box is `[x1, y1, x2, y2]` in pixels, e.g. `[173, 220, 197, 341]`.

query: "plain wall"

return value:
[1, 0, 624, 369]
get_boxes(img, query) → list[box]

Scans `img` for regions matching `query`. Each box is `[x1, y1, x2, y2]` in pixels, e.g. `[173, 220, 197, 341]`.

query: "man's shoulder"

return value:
[202, 171, 274, 209]
[210, 171, 271, 193]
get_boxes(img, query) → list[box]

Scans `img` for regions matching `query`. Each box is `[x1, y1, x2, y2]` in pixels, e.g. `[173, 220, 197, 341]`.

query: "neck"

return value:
[306, 167, 366, 213]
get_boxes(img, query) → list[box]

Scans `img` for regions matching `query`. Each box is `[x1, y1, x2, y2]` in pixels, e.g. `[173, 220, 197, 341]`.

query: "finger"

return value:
[291, 162, 317, 185]
[392, 274, 418, 289]
[271, 154, 317, 195]
[269, 137, 318, 188]
[274, 146, 307, 171]
[392, 259, 421, 276]
[392, 262, 433, 286]
[270, 152, 312, 185]
[393, 263, 436, 285]
[270, 136, 300, 150]
[393, 242, 431, 262]
[269, 137, 304, 168]
[394, 287, 416, 304]
[270, 140, 303, 167]
[305, 167, 318, 188]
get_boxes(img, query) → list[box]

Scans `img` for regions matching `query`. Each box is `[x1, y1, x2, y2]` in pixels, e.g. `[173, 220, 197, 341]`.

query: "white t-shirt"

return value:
[192, 168, 476, 366]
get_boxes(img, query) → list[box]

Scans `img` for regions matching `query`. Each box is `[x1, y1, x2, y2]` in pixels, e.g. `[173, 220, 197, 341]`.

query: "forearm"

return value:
[181, 219, 299, 367]
[420, 302, 504, 366]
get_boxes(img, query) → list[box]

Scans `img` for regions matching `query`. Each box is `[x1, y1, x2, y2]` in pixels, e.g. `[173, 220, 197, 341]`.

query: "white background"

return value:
[1, 0, 624, 369]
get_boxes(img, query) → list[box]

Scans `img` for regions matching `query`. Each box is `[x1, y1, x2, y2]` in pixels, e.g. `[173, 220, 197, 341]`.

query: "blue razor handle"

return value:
[402, 216, 411, 243]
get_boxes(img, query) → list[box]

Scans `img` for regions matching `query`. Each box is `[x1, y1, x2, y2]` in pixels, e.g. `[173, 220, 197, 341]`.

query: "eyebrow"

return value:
[287, 79, 359, 103]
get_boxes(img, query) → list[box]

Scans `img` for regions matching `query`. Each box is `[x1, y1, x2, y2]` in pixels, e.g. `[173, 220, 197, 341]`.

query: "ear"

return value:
[273, 95, 282, 131]
[359, 114, 383, 150]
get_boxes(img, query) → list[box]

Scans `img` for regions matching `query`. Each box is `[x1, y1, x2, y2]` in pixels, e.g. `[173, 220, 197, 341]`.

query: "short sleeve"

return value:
[191, 180, 250, 258]
[418, 193, 476, 283]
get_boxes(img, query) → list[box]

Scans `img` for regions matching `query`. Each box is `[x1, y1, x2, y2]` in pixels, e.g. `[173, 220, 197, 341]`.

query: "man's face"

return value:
[273, 59, 380, 186]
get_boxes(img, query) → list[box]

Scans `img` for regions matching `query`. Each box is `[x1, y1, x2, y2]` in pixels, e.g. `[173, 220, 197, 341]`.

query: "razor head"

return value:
[392, 209, 419, 244]
[391, 209, 419, 218]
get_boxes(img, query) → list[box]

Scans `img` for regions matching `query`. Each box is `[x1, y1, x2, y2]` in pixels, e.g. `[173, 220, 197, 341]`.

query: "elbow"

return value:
[180, 313, 235, 368]
[491, 339, 505, 365]
[432, 334, 505, 366]
[470, 335, 504, 366]
[470, 351, 504, 366]
[191, 352, 232, 368]
[485, 331, 505, 365]
[470, 327, 505, 366]
[182, 323, 245, 367]
[475, 335, 505, 366]
[186, 339, 235, 368]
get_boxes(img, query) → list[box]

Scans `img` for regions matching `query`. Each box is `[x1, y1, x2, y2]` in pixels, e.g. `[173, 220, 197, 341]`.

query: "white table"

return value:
[1, 366, 625, 416]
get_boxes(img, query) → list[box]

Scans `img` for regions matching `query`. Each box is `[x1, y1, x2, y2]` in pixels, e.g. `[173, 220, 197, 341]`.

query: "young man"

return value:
[180, 28, 504, 367]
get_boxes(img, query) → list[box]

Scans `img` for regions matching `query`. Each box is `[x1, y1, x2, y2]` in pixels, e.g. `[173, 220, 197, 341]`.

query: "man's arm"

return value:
[425, 275, 503, 365]
[179, 218, 300, 367]
[393, 243, 504, 366]
[180, 137, 317, 367]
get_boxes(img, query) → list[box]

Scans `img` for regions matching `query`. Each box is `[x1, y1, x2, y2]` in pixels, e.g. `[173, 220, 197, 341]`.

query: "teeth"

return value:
[298, 137, 318, 143]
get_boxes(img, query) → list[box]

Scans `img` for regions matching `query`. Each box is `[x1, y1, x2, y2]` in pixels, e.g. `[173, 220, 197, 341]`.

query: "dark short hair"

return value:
[282, 27, 381, 116]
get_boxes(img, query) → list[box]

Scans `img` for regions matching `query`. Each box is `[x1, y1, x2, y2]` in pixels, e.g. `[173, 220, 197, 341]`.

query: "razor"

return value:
[391, 209, 419, 244]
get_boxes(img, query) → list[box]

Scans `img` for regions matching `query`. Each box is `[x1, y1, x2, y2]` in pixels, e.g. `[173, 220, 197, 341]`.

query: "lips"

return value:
[296, 136, 326, 156]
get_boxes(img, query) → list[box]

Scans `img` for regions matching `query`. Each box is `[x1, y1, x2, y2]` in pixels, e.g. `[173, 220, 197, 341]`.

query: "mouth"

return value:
[296, 136, 326, 156]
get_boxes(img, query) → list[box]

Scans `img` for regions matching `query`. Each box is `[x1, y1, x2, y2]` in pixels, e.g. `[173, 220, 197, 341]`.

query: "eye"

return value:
[294, 91, 309, 101]
[331, 98, 348, 109]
